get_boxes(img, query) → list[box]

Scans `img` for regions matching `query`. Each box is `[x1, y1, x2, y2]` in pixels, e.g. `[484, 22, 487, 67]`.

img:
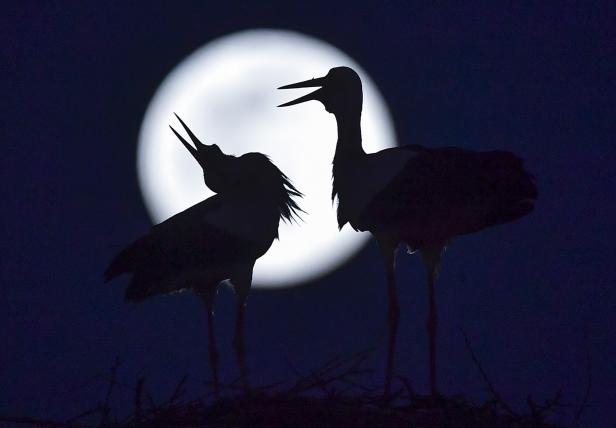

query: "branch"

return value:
[288, 348, 374, 396]
[163, 374, 189, 407]
[98, 356, 121, 428]
[460, 328, 519, 419]
[527, 389, 563, 423]
[66, 406, 103, 424]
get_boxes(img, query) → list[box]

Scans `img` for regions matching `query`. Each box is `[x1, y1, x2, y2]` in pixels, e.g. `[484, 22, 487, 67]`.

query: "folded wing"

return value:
[105, 195, 270, 301]
[363, 145, 537, 243]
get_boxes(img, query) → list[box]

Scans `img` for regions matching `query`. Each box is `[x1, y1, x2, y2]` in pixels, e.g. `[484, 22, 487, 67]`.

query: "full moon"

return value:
[138, 29, 397, 288]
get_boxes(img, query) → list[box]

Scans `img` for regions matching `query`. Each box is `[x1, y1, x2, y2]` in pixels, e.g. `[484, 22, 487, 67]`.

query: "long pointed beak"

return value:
[173, 113, 205, 148]
[278, 76, 326, 90]
[169, 113, 205, 161]
[278, 76, 326, 107]
[169, 125, 198, 159]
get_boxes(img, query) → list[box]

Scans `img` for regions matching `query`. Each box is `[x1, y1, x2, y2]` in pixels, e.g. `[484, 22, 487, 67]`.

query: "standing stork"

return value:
[279, 67, 537, 397]
[105, 114, 302, 395]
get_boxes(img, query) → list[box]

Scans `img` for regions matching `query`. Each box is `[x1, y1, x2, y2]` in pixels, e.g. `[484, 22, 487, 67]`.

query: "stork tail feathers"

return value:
[105, 236, 171, 302]
[484, 152, 537, 227]
[104, 237, 146, 283]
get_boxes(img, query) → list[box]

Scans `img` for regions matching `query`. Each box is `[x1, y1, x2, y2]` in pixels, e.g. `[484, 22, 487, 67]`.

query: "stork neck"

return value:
[334, 111, 364, 159]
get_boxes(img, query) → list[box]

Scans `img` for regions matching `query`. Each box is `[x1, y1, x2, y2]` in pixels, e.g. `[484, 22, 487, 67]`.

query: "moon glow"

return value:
[137, 29, 397, 288]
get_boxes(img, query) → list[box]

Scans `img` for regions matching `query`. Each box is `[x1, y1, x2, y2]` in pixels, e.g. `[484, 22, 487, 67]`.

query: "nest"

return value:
[0, 395, 570, 428]
[2, 332, 588, 427]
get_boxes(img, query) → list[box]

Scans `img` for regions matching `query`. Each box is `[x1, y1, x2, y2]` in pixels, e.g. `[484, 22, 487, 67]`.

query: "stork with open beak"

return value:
[279, 67, 537, 398]
[105, 114, 302, 395]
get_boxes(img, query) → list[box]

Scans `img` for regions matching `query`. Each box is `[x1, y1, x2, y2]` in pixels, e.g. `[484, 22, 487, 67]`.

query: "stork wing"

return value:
[105, 195, 274, 301]
[364, 145, 537, 240]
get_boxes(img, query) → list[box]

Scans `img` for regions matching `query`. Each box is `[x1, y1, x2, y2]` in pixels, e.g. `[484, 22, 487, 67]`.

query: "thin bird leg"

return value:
[426, 266, 438, 396]
[421, 246, 442, 397]
[200, 290, 220, 398]
[380, 243, 399, 400]
[233, 297, 249, 393]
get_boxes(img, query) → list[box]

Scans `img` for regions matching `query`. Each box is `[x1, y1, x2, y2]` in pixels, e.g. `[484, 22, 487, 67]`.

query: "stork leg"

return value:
[420, 246, 443, 397]
[380, 241, 399, 399]
[199, 288, 220, 398]
[231, 267, 252, 394]
[426, 267, 437, 396]
[233, 296, 249, 393]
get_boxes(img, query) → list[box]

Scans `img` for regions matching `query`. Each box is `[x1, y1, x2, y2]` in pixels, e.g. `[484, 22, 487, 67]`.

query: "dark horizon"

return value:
[2, 2, 615, 426]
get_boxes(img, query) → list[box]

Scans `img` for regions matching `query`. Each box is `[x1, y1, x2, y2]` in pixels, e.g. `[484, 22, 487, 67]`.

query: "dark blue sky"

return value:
[3, 1, 615, 426]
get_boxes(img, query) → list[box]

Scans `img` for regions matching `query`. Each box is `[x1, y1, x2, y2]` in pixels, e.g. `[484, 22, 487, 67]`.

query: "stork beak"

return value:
[277, 76, 326, 107]
[169, 113, 206, 161]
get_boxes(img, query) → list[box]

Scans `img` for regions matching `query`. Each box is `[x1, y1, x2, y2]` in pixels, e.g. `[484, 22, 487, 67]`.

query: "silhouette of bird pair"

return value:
[105, 114, 301, 394]
[106, 66, 536, 399]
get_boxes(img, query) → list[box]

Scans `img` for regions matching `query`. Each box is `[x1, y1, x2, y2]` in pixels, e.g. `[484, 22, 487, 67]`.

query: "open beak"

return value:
[277, 76, 326, 107]
[169, 113, 206, 161]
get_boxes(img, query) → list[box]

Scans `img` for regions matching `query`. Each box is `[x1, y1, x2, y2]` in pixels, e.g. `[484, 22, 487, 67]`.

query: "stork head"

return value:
[169, 113, 235, 194]
[278, 66, 363, 117]
[170, 114, 302, 222]
[169, 113, 224, 168]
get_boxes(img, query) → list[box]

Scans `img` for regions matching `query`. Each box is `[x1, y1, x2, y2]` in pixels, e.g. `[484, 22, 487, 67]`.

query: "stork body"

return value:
[105, 114, 301, 394]
[279, 67, 537, 397]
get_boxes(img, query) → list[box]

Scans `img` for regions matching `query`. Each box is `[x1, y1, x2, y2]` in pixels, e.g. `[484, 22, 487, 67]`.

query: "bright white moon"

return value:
[138, 29, 397, 288]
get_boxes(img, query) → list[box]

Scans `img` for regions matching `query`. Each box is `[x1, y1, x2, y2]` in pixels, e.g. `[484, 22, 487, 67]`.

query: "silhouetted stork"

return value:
[105, 114, 302, 395]
[279, 67, 537, 397]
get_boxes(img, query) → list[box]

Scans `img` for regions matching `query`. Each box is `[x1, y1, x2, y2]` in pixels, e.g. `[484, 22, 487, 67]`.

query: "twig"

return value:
[165, 374, 189, 406]
[397, 375, 415, 399]
[284, 355, 303, 379]
[65, 406, 103, 424]
[530, 389, 563, 421]
[338, 374, 378, 394]
[98, 356, 121, 428]
[460, 328, 519, 419]
[94, 374, 156, 410]
[288, 348, 374, 396]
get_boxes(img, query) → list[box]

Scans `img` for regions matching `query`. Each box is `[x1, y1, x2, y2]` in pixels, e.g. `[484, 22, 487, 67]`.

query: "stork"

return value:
[279, 67, 537, 397]
[105, 114, 302, 395]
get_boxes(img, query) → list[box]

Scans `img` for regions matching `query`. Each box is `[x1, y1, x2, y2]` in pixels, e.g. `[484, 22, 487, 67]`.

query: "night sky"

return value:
[3, 2, 615, 426]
